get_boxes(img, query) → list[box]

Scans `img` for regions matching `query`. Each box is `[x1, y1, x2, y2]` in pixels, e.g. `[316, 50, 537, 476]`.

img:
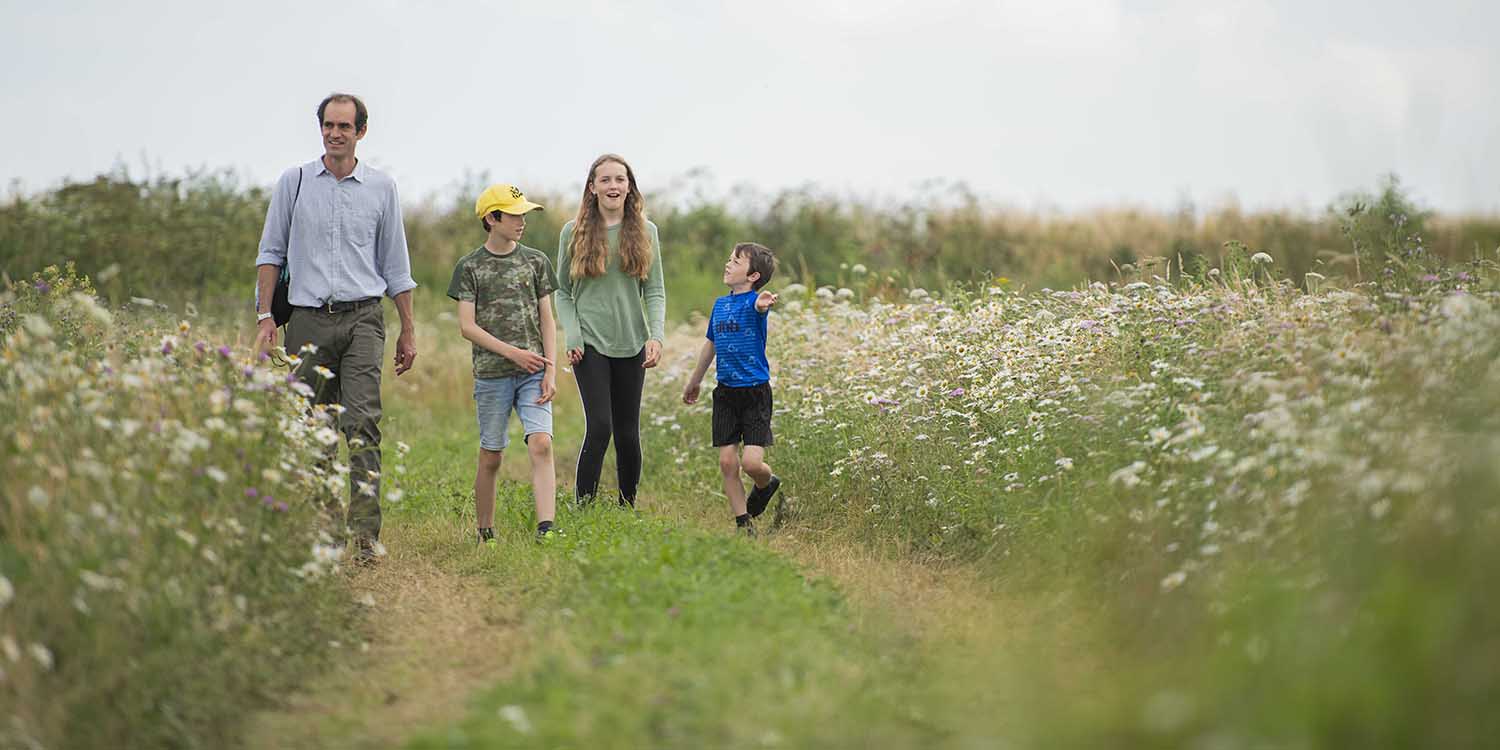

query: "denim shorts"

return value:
[474, 371, 552, 451]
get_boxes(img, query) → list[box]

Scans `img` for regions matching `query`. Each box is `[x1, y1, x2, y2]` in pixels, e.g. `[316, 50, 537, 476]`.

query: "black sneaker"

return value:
[353, 537, 382, 565]
[477, 527, 496, 546]
[536, 526, 564, 543]
[738, 520, 757, 538]
[746, 475, 781, 519]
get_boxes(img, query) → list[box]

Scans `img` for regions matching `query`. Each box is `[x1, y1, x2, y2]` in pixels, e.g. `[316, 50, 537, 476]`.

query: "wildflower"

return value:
[0, 575, 12, 608]
[1055, 457, 1074, 471]
[313, 366, 336, 381]
[909, 288, 930, 300]
[1160, 571, 1187, 591]
[28, 486, 50, 508]
[29, 643, 53, 671]
[204, 467, 228, 484]
[947, 387, 965, 397]
[386, 488, 405, 502]
[176, 530, 199, 547]
[218, 345, 233, 358]
[245, 487, 259, 498]
[161, 336, 175, 355]
[499, 705, 534, 735]
[178, 320, 192, 333]
[396, 441, 412, 455]
[851, 264, 868, 275]
[300, 342, 319, 355]
[836, 288, 854, 300]
[1, 636, 18, 662]
[131, 296, 157, 307]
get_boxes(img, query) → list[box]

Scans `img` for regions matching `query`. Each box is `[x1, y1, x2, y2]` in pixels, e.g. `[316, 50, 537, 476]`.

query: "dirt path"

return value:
[244, 525, 523, 750]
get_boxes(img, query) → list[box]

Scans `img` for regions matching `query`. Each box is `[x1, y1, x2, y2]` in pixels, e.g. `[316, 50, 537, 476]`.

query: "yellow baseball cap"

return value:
[475, 184, 544, 217]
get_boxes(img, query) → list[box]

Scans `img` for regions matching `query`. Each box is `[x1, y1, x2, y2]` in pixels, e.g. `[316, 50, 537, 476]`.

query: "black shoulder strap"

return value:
[281, 165, 304, 282]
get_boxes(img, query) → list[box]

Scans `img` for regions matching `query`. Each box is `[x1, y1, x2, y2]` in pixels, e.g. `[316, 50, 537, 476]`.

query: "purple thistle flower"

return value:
[195, 341, 208, 354]
[218, 345, 233, 358]
[273, 501, 288, 513]
[245, 487, 259, 498]
[161, 339, 174, 355]
[1421, 274, 1441, 283]
[33, 280, 50, 293]
[243, 366, 255, 378]
[947, 387, 966, 397]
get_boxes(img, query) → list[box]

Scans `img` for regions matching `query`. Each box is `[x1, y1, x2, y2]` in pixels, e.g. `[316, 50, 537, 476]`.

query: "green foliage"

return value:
[0, 282, 358, 748]
[7, 168, 1499, 322]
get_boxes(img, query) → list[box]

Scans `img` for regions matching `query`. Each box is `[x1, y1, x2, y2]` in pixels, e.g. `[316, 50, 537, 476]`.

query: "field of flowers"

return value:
[642, 251, 1500, 744]
[0, 267, 375, 748]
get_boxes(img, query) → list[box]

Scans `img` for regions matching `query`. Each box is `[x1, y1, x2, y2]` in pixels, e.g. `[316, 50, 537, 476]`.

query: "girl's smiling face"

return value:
[589, 160, 630, 215]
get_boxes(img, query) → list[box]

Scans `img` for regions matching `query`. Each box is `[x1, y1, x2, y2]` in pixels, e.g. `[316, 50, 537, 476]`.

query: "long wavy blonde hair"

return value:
[568, 154, 652, 280]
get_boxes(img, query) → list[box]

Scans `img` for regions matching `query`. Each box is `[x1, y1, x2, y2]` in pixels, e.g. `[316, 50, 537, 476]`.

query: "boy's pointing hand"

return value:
[755, 291, 779, 312]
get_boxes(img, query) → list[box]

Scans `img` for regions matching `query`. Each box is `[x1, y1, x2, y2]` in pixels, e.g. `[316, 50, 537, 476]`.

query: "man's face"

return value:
[321, 100, 364, 159]
[494, 211, 527, 242]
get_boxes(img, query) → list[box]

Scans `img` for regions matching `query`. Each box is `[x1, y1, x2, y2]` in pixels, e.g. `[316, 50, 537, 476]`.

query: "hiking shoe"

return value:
[536, 527, 564, 543]
[737, 520, 757, 538]
[353, 537, 383, 566]
[477, 527, 497, 546]
[746, 475, 781, 519]
[618, 493, 636, 509]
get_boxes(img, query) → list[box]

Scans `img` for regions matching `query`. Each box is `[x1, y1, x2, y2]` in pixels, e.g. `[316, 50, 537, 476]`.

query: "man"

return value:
[253, 92, 417, 564]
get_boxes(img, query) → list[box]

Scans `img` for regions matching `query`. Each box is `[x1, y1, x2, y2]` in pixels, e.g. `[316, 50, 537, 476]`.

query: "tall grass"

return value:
[5, 169, 1498, 319]
[0, 266, 374, 748]
[638, 244, 1500, 743]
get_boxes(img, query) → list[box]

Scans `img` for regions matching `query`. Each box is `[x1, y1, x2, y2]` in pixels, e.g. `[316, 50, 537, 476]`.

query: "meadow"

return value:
[2, 173, 1498, 748]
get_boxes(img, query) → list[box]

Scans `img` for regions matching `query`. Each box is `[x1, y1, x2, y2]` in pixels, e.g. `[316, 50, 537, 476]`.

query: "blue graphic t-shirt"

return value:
[706, 290, 769, 387]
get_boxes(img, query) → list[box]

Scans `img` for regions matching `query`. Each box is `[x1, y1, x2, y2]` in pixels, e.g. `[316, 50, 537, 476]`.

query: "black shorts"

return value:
[712, 383, 774, 447]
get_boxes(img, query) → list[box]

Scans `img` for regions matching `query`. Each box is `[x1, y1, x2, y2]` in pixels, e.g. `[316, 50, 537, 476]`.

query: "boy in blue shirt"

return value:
[683, 242, 782, 535]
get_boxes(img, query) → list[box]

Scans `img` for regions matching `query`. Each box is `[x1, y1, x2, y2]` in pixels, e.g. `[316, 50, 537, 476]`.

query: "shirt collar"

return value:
[313, 156, 366, 182]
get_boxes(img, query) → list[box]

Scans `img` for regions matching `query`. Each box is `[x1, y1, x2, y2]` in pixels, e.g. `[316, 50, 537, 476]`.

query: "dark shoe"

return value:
[477, 527, 496, 546]
[738, 520, 757, 538]
[746, 475, 781, 519]
[353, 537, 382, 565]
[536, 526, 564, 543]
[618, 492, 636, 509]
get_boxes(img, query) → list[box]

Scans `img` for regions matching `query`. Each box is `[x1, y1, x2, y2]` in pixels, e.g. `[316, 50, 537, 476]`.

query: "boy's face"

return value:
[723, 250, 759, 289]
[491, 211, 528, 242]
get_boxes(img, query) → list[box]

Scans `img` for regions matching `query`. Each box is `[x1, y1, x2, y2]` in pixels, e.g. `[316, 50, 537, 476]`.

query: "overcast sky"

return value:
[4, 0, 1496, 214]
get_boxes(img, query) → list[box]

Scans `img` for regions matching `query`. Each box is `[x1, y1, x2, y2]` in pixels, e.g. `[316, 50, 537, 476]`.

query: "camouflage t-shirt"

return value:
[446, 244, 559, 379]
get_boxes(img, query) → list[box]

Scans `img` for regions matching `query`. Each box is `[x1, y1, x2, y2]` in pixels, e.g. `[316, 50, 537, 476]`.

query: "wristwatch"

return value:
[256, 312, 273, 323]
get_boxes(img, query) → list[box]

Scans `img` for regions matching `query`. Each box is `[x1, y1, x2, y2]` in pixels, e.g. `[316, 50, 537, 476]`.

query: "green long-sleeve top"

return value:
[554, 219, 666, 357]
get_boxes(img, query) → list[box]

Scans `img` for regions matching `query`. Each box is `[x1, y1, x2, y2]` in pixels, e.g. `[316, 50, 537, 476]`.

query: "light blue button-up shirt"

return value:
[255, 158, 418, 307]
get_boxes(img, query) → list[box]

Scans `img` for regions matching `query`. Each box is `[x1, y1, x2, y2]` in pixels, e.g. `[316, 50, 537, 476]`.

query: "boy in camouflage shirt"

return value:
[447, 184, 561, 543]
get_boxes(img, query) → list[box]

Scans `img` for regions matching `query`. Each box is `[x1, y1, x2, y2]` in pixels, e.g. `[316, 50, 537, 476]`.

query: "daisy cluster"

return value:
[644, 266, 1499, 599]
[0, 267, 380, 744]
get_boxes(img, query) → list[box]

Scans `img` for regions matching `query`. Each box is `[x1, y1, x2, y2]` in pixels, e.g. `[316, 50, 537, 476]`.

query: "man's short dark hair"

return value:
[317, 92, 369, 133]
[734, 242, 777, 290]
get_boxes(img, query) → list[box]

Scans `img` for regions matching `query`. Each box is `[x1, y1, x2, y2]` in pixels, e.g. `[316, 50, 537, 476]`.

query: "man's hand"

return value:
[643, 339, 662, 368]
[568, 346, 584, 366]
[538, 373, 557, 404]
[394, 328, 417, 375]
[507, 346, 552, 374]
[683, 380, 701, 405]
[254, 318, 278, 358]
[755, 291, 779, 312]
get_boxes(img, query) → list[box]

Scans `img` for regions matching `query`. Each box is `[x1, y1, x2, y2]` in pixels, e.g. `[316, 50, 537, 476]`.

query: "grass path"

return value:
[245, 328, 1061, 748]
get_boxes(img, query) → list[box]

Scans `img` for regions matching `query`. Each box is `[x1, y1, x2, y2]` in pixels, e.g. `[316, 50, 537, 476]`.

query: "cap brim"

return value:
[497, 202, 544, 215]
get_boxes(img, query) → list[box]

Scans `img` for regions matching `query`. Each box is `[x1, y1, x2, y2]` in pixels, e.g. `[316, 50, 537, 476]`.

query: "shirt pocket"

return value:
[349, 209, 380, 248]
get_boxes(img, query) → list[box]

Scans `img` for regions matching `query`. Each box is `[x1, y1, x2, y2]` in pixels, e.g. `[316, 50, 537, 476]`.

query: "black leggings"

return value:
[573, 345, 646, 502]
